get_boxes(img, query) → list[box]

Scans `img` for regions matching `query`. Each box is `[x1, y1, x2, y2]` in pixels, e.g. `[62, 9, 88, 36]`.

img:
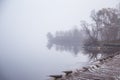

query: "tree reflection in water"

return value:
[46, 28, 120, 60]
[46, 28, 84, 55]
[83, 44, 120, 60]
[47, 41, 82, 55]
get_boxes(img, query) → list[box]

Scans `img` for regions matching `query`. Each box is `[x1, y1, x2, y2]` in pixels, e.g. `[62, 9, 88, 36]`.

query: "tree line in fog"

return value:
[47, 3, 120, 58]
[81, 3, 120, 59]
[47, 28, 85, 55]
[82, 4, 120, 46]
[47, 28, 85, 46]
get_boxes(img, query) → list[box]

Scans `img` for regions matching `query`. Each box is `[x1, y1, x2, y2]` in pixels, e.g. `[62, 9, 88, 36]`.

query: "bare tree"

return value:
[90, 8, 120, 41]
[83, 7, 120, 42]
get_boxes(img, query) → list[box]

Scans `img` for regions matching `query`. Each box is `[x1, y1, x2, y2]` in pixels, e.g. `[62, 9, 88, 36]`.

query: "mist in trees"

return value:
[47, 28, 85, 55]
[47, 3, 120, 60]
[82, 3, 120, 59]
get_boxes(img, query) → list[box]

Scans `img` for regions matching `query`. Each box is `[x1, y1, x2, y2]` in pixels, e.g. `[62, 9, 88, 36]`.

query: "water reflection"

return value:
[47, 28, 120, 60]
[83, 44, 120, 60]
[47, 28, 84, 55]
[47, 42, 82, 55]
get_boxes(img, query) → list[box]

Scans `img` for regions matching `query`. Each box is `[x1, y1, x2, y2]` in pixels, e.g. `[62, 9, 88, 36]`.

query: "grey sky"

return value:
[0, 0, 119, 47]
[0, 0, 119, 34]
[0, 0, 119, 80]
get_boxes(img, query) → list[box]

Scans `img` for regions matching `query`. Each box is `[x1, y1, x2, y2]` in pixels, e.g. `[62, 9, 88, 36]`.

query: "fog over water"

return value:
[0, 0, 119, 80]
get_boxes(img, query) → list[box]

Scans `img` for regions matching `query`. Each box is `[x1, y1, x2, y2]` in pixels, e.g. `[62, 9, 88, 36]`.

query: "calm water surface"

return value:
[0, 0, 95, 80]
[0, 34, 89, 80]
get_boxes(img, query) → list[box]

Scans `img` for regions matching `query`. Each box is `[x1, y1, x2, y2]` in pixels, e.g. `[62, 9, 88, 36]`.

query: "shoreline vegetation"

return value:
[47, 3, 120, 80]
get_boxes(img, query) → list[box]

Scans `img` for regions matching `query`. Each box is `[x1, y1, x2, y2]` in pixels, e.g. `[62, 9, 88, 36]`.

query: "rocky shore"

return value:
[49, 51, 120, 80]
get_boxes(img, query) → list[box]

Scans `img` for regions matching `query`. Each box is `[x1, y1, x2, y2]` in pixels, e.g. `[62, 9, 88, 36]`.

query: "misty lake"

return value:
[0, 0, 119, 80]
[0, 28, 88, 80]
[0, 1, 90, 80]
[0, 32, 89, 80]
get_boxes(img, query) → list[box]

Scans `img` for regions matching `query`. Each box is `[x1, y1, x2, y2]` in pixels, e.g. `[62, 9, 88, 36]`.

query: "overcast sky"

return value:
[0, 0, 119, 34]
[0, 0, 119, 66]
[0, 0, 119, 80]
[0, 0, 119, 64]
[0, 0, 119, 47]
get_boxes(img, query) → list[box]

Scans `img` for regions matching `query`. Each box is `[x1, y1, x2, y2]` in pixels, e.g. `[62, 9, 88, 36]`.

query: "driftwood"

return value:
[49, 75, 62, 80]
[62, 71, 72, 76]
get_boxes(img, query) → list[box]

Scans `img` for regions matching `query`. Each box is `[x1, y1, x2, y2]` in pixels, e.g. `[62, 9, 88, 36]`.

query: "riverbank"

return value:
[49, 51, 120, 80]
